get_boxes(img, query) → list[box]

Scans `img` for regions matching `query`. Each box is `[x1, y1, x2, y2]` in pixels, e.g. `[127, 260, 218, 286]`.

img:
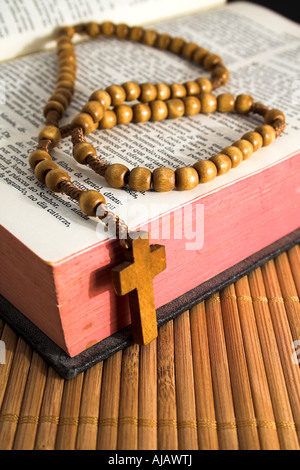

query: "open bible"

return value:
[0, 0, 299, 375]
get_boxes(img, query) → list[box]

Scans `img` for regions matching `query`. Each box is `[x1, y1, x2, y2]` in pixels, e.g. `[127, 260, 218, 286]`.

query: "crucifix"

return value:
[111, 231, 166, 345]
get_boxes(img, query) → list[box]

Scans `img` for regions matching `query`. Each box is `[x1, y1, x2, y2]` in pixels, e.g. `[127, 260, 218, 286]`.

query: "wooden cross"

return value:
[111, 232, 166, 345]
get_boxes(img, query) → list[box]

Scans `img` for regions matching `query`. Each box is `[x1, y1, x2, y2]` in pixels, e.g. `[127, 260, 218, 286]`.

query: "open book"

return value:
[0, 0, 299, 366]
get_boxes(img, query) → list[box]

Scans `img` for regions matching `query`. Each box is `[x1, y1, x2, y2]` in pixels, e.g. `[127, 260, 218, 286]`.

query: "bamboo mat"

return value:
[0, 245, 300, 450]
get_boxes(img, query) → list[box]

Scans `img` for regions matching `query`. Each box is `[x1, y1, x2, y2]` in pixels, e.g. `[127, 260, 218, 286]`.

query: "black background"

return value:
[228, 0, 299, 24]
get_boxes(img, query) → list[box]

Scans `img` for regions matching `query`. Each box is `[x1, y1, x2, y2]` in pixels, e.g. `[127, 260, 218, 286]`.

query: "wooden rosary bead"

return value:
[57, 46, 74, 58]
[255, 124, 276, 146]
[56, 79, 75, 91]
[203, 53, 223, 70]
[152, 167, 175, 192]
[45, 168, 71, 192]
[38, 125, 61, 148]
[170, 83, 187, 99]
[89, 89, 111, 109]
[221, 146, 243, 168]
[58, 50, 76, 63]
[211, 65, 230, 85]
[235, 94, 254, 114]
[56, 43, 73, 56]
[55, 87, 73, 104]
[101, 21, 115, 36]
[209, 154, 232, 175]
[122, 81, 141, 101]
[57, 35, 72, 46]
[175, 167, 199, 190]
[142, 29, 158, 46]
[58, 59, 76, 71]
[58, 38, 72, 50]
[79, 190, 106, 216]
[86, 22, 100, 37]
[29, 150, 52, 170]
[115, 23, 130, 40]
[150, 100, 168, 121]
[73, 142, 97, 164]
[129, 26, 144, 42]
[233, 139, 254, 160]
[99, 110, 117, 129]
[217, 93, 235, 113]
[193, 160, 217, 183]
[34, 160, 59, 183]
[181, 42, 198, 60]
[105, 163, 129, 188]
[182, 96, 201, 116]
[132, 103, 151, 123]
[115, 104, 133, 125]
[195, 78, 212, 93]
[139, 83, 157, 103]
[166, 99, 185, 119]
[129, 167, 152, 191]
[82, 101, 104, 122]
[242, 131, 263, 152]
[193, 47, 209, 65]
[57, 76, 75, 89]
[156, 33, 171, 50]
[58, 57, 76, 68]
[264, 108, 285, 124]
[184, 81, 200, 96]
[106, 85, 126, 106]
[58, 65, 76, 77]
[57, 40, 73, 51]
[43, 100, 65, 118]
[199, 93, 217, 114]
[156, 83, 171, 101]
[169, 37, 185, 55]
[48, 93, 69, 109]
[71, 113, 97, 135]
[56, 71, 75, 83]
[59, 26, 74, 38]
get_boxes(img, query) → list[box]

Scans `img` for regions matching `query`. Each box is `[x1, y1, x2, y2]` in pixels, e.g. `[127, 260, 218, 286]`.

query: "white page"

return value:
[0, 0, 225, 62]
[0, 1, 300, 262]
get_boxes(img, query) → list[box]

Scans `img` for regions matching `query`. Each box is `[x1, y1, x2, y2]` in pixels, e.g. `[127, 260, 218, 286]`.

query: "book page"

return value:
[0, 0, 225, 62]
[0, 1, 300, 262]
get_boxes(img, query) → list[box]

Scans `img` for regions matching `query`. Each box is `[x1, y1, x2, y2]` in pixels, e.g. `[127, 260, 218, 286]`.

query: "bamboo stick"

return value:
[157, 320, 178, 450]
[0, 337, 32, 450]
[173, 310, 198, 450]
[0, 324, 18, 409]
[55, 372, 84, 450]
[249, 266, 300, 449]
[117, 344, 140, 450]
[205, 294, 239, 450]
[220, 284, 260, 450]
[262, 260, 300, 444]
[274, 252, 300, 344]
[138, 340, 157, 450]
[97, 351, 122, 450]
[189, 302, 218, 450]
[13, 352, 47, 450]
[288, 245, 300, 297]
[76, 362, 103, 450]
[34, 367, 64, 450]
[234, 277, 280, 449]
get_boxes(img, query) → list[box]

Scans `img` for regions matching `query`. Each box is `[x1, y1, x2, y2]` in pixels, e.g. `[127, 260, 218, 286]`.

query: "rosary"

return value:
[28, 21, 286, 346]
